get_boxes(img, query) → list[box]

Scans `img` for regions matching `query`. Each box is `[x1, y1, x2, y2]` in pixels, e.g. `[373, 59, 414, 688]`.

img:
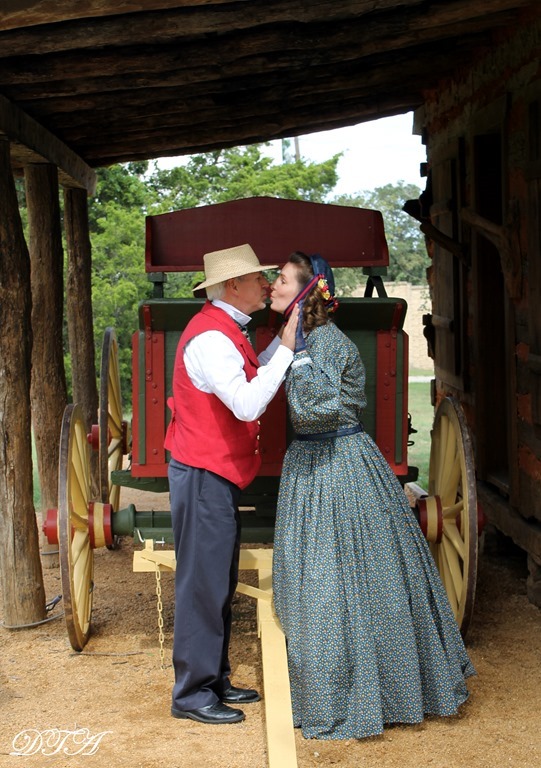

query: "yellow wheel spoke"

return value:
[75, 549, 92, 620]
[441, 451, 461, 507]
[75, 427, 91, 488]
[443, 500, 463, 520]
[439, 544, 459, 616]
[110, 485, 121, 511]
[108, 438, 123, 462]
[110, 392, 122, 430]
[70, 532, 86, 568]
[70, 508, 90, 534]
[443, 540, 463, 602]
[442, 519, 466, 560]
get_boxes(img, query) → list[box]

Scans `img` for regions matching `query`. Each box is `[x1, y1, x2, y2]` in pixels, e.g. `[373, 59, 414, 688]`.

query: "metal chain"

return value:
[154, 564, 166, 670]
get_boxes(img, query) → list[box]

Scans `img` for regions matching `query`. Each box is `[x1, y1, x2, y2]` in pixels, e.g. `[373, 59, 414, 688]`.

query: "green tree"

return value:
[332, 181, 428, 293]
[147, 143, 340, 211]
[88, 164, 154, 397]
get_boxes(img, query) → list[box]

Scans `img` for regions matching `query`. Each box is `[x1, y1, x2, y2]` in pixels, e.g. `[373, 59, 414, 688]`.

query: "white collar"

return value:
[212, 299, 251, 327]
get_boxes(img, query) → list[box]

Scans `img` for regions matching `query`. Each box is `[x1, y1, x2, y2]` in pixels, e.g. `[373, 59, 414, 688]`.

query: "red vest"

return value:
[164, 302, 261, 489]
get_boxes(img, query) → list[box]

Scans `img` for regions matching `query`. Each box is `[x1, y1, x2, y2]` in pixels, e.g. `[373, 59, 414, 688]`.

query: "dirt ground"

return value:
[2, 488, 541, 768]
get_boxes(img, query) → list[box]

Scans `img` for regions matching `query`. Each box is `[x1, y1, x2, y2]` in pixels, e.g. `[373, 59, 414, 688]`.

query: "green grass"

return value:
[409, 366, 434, 378]
[406, 380, 434, 491]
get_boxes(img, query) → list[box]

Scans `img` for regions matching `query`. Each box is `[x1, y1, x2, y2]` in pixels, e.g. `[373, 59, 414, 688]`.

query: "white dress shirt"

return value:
[184, 300, 292, 422]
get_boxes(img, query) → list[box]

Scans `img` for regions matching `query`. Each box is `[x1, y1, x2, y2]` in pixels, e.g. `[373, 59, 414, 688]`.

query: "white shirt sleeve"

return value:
[257, 334, 282, 365]
[184, 331, 293, 422]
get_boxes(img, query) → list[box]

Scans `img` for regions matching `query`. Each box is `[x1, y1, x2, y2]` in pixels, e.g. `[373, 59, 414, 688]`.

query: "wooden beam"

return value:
[0, 95, 96, 192]
[0, 1, 406, 56]
[71, 104, 412, 164]
[0, 0, 532, 55]
[0, 9, 515, 89]
[11, 48, 428, 109]
[56, 79, 417, 142]
[0, 0, 424, 34]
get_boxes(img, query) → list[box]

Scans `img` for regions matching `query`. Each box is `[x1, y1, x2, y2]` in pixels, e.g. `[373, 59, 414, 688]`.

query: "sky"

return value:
[264, 112, 427, 196]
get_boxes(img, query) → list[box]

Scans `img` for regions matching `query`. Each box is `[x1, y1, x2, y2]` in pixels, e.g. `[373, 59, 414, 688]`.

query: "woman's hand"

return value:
[293, 299, 306, 352]
[280, 303, 300, 352]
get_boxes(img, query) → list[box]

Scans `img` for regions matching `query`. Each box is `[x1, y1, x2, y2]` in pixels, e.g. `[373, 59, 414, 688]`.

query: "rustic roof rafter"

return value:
[0, 94, 96, 191]
[0, 0, 538, 168]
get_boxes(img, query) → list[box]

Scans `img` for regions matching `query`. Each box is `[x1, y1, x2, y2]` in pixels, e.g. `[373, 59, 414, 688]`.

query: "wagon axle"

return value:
[43, 503, 174, 550]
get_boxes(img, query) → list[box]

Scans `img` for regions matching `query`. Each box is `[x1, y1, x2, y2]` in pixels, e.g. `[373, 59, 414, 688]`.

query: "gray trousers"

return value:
[168, 459, 241, 711]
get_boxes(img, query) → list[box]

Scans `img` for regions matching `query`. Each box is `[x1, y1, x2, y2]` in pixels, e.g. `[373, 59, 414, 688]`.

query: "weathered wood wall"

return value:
[418, 14, 541, 605]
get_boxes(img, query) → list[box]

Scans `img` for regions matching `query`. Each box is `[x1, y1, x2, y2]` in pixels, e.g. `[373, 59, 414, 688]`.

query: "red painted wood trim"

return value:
[145, 197, 389, 272]
[130, 462, 169, 478]
[144, 328, 166, 466]
[131, 331, 140, 466]
[376, 329, 398, 468]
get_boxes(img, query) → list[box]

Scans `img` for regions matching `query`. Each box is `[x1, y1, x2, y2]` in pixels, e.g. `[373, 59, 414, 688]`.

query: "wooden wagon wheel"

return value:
[417, 396, 478, 637]
[98, 327, 127, 515]
[58, 403, 94, 651]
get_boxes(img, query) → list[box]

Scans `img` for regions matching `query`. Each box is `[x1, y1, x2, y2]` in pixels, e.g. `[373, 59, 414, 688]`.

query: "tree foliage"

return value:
[332, 181, 428, 293]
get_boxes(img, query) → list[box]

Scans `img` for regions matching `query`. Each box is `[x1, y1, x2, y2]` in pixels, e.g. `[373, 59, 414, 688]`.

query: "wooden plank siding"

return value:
[419, 11, 541, 603]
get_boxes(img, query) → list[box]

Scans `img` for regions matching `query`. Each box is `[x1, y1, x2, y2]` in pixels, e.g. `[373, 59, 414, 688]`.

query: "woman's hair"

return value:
[288, 251, 330, 332]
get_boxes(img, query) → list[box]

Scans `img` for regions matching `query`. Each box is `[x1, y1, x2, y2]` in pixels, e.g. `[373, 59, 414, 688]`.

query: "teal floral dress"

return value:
[272, 322, 475, 740]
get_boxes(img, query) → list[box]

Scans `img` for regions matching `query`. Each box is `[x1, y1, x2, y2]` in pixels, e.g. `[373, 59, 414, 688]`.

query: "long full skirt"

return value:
[272, 431, 475, 740]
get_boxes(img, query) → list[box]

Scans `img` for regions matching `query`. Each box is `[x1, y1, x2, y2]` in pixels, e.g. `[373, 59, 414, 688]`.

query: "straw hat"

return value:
[194, 243, 278, 291]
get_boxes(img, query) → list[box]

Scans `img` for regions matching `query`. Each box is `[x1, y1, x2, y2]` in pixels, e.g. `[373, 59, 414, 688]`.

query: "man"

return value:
[165, 243, 299, 725]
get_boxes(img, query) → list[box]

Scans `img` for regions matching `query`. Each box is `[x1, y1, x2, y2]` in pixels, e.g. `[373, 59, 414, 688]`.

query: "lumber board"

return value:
[0, 95, 96, 191]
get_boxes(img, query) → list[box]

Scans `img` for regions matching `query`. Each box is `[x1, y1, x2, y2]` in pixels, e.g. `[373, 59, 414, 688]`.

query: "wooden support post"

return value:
[64, 187, 99, 495]
[0, 137, 46, 626]
[25, 163, 68, 563]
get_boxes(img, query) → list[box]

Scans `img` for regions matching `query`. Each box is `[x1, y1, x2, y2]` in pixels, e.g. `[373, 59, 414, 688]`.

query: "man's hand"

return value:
[280, 303, 300, 351]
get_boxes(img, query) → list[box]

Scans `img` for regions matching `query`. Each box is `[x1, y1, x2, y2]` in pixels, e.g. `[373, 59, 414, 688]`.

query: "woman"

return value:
[269, 251, 475, 740]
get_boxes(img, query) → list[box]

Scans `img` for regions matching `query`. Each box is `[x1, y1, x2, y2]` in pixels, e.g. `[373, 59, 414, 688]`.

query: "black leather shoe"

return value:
[171, 701, 245, 724]
[221, 685, 261, 704]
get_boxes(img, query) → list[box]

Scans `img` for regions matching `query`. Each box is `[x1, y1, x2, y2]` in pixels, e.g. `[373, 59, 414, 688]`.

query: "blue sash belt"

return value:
[295, 424, 364, 441]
